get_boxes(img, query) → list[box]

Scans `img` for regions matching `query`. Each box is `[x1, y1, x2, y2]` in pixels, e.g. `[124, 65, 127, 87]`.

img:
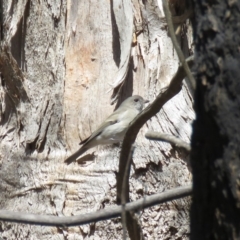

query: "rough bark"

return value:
[191, 0, 240, 239]
[0, 0, 193, 239]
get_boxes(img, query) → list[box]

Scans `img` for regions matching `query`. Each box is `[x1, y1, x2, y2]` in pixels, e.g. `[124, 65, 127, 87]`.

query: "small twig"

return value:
[162, 0, 195, 90]
[0, 185, 192, 227]
[121, 146, 135, 240]
[121, 146, 142, 240]
[145, 131, 191, 152]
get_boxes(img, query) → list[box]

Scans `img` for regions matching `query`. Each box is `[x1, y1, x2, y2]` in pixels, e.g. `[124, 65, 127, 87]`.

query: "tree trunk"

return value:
[191, 0, 240, 239]
[0, 0, 193, 239]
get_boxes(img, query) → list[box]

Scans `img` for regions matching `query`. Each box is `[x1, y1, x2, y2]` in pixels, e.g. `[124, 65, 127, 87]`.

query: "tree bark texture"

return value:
[0, 0, 193, 239]
[191, 0, 240, 239]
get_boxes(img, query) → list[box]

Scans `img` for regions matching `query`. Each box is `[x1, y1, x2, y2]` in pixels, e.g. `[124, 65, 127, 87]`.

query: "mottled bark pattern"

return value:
[191, 0, 240, 239]
[0, 0, 193, 239]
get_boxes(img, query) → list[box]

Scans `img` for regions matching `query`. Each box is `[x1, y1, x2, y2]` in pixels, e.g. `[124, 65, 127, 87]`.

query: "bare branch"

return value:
[162, 0, 195, 90]
[0, 185, 192, 227]
[121, 146, 143, 240]
[117, 56, 193, 203]
[145, 131, 191, 152]
[121, 146, 133, 239]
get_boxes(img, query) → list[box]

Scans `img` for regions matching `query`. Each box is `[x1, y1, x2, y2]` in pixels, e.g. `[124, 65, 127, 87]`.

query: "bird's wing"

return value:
[79, 109, 122, 146]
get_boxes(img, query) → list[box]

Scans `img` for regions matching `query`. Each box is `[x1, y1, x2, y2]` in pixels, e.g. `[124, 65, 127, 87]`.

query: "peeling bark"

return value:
[0, 0, 193, 239]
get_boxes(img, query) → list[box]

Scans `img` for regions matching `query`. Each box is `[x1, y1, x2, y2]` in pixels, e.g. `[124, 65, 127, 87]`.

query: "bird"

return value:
[64, 95, 148, 164]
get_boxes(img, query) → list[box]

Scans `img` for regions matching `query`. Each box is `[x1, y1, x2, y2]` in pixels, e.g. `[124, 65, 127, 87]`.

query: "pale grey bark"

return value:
[0, 0, 194, 239]
[0, 185, 192, 226]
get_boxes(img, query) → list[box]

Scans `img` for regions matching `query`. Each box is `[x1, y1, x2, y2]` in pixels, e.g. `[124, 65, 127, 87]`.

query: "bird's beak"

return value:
[144, 99, 149, 104]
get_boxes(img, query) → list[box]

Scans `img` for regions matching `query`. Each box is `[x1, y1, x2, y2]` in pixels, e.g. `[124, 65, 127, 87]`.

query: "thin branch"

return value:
[0, 185, 192, 227]
[162, 0, 195, 90]
[121, 146, 143, 240]
[121, 146, 135, 240]
[117, 56, 193, 203]
[145, 131, 191, 152]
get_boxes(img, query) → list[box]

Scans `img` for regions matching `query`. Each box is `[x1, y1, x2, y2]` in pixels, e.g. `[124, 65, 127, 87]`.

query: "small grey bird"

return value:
[64, 95, 147, 164]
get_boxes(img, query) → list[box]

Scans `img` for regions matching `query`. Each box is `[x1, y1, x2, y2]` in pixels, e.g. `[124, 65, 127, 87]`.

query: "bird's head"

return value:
[120, 95, 149, 111]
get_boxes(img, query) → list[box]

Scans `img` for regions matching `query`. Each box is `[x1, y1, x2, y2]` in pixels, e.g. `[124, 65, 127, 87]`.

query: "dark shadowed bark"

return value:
[191, 0, 240, 239]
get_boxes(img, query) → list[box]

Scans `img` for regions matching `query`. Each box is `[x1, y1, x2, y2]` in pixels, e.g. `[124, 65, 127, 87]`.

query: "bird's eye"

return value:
[134, 98, 139, 102]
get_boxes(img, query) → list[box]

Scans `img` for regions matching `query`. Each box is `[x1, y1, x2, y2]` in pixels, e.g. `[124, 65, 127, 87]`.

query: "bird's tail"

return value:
[64, 147, 88, 165]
